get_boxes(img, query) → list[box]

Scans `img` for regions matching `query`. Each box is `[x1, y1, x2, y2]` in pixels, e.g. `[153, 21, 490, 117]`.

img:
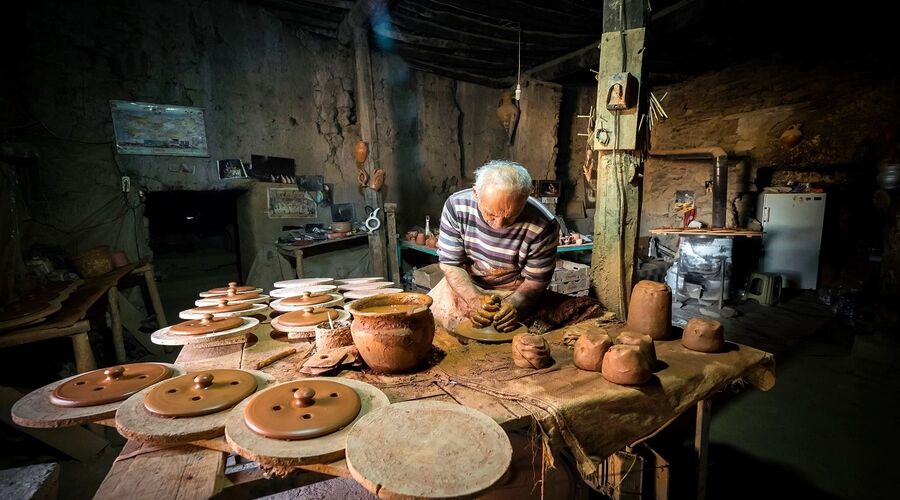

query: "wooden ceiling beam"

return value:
[292, 0, 355, 10]
[524, 39, 600, 81]
[423, 0, 597, 31]
[405, 61, 514, 88]
[252, 0, 347, 20]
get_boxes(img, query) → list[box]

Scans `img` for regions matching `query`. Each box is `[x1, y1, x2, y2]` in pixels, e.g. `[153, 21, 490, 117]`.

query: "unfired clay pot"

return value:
[615, 330, 657, 367]
[424, 233, 437, 248]
[626, 280, 672, 340]
[511, 334, 554, 369]
[415, 232, 427, 245]
[682, 317, 725, 353]
[315, 319, 354, 351]
[347, 293, 435, 374]
[573, 330, 612, 372]
[601, 344, 652, 385]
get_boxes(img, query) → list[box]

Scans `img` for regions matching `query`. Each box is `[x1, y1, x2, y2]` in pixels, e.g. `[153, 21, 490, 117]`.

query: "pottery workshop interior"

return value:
[1, 0, 899, 499]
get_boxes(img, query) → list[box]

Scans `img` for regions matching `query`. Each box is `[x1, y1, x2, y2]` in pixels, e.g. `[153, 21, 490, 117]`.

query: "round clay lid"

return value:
[207, 282, 256, 295]
[190, 299, 252, 314]
[281, 292, 332, 307]
[144, 369, 257, 418]
[243, 380, 361, 440]
[50, 364, 173, 407]
[0, 300, 52, 322]
[277, 308, 341, 328]
[219, 289, 261, 300]
[169, 314, 244, 336]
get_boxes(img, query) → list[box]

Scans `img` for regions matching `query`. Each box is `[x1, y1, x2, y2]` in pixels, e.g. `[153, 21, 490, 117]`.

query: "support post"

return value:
[108, 286, 126, 364]
[141, 265, 168, 327]
[694, 399, 712, 500]
[385, 203, 401, 284]
[71, 332, 97, 373]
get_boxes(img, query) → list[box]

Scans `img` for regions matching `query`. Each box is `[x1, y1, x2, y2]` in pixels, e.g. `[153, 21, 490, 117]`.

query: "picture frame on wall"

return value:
[538, 180, 561, 198]
[217, 159, 248, 180]
[267, 188, 317, 218]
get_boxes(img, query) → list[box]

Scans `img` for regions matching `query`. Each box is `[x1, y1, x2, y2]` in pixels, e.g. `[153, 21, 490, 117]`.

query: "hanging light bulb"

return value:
[515, 25, 522, 101]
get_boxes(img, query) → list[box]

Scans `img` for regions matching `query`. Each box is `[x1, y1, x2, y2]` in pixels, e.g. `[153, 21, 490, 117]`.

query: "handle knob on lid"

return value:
[193, 373, 214, 389]
[104, 366, 125, 380]
[292, 388, 316, 407]
[199, 313, 214, 325]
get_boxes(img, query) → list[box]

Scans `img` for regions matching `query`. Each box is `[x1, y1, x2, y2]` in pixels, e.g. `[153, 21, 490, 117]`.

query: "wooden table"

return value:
[0, 263, 168, 373]
[94, 318, 774, 499]
[277, 234, 370, 278]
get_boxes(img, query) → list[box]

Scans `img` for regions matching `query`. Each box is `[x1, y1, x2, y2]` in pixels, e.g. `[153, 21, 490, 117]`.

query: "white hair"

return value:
[474, 160, 532, 196]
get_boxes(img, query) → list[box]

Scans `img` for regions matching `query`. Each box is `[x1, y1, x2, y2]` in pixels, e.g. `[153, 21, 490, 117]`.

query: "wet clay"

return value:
[470, 294, 518, 333]
[315, 320, 354, 351]
[682, 317, 725, 353]
[144, 369, 257, 418]
[190, 299, 252, 314]
[573, 330, 612, 372]
[615, 330, 658, 367]
[511, 334, 554, 369]
[277, 308, 341, 328]
[169, 314, 243, 336]
[348, 293, 435, 374]
[454, 319, 526, 343]
[281, 292, 332, 307]
[50, 364, 173, 407]
[207, 282, 256, 295]
[601, 344, 652, 385]
[243, 380, 361, 440]
[626, 280, 672, 339]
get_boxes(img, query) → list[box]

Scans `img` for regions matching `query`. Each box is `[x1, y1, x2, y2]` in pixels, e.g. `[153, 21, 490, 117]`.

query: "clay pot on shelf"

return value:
[415, 232, 427, 246]
[368, 168, 385, 191]
[405, 231, 419, 242]
[424, 233, 438, 248]
[354, 140, 369, 165]
[332, 221, 352, 233]
[347, 292, 435, 374]
[71, 246, 113, 278]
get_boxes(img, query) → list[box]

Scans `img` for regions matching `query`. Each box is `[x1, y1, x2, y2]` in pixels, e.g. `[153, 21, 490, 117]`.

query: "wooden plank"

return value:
[71, 331, 97, 373]
[525, 40, 600, 82]
[108, 286, 126, 364]
[593, 28, 646, 152]
[384, 203, 401, 285]
[603, 0, 646, 32]
[94, 446, 225, 500]
[137, 264, 168, 327]
[0, 320, 90, 348]
[694, 399, 711, 500]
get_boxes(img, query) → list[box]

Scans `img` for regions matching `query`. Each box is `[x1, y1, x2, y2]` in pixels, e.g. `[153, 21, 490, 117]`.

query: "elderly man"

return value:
[429, 160, 559, 332]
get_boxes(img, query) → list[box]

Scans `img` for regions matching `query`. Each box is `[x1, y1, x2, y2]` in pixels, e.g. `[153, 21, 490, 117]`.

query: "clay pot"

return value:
[354, 139, 369, 165]
[511, 334, 554, 369]
[780, 123, 803, 148]
[415, 232, 427, 246]
[347, 292, 435, 374]
[332, 221, 352, 233]
[573, 330, 612, 372]
[626, 281, 672, 340]
[111, 250, 129, 268]
[315, 319, 354, 351]
[72, 246, 113, 278]
[615, 330, 657, 368]
[405, 231, 419, 242]
[424, 233, 438, 248]
[368, 168, 385, 191]
[496, 90, 520, 144]
[601, 344, 652, 385]
[682, 317, 725, 353]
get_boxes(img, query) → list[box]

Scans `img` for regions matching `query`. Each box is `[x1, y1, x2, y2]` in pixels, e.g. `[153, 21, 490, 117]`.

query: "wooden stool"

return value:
[746, 272, 782, 306]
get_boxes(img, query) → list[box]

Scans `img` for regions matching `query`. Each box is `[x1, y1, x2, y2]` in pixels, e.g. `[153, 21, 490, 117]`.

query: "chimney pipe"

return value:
[649, 148, 729, 228]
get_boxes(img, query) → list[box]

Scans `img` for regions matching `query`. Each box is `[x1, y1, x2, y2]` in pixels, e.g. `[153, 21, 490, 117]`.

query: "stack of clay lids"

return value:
[168, 314, 244, 336]
[270, 291, 343, 312]
[334, 277, 382, 285]
[50, 364, 174, 407]
[180, 298, 267, 319]
[273, 278, 334, 288]
[337, 281, 394, 292]
[195, 288, 270, 306]
[243, 380, 362, 440]
[342, 288, 403, 300]
[0, 299, 62, 331]
[143, 369, 258, 418]
[269, 284, 338, 298]
[199, 282, 263, 298]
[271, 307, 351, 335]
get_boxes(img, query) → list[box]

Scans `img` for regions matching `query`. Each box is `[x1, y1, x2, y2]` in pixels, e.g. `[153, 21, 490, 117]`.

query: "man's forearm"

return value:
[506, 279, 548, 315]
[439, 264, 482, 307]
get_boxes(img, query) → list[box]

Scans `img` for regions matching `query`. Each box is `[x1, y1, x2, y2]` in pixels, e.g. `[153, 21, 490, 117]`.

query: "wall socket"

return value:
[121, 176, 131, 193]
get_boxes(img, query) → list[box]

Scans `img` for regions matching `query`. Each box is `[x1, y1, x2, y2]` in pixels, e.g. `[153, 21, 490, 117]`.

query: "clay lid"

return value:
[273, 278, 334, 288]
[243, 380, 361, 440]
[206, 282, 256, 295]
[281, 292, 332, 307]
[144, 369, 257, 418]
[169, 314, 244, 336]
[219, 288, 261, 300]
[50, 364, 173, 407]
[190, 298, 253, 314]
[0, 300, 52, 322]
[277, 308, 341, 327]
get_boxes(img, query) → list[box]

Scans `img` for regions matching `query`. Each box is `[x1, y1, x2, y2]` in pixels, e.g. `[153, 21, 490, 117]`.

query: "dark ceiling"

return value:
[246, 0, 895, 87]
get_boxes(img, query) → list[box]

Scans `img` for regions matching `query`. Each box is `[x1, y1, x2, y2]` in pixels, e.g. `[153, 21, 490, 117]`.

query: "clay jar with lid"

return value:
[625, 280, 672, 340]
[347, 292, 435, 374]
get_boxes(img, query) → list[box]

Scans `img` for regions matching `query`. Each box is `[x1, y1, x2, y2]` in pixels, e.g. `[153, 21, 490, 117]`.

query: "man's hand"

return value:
[471, 294, 499, 328]
[493, 300, 518, 332]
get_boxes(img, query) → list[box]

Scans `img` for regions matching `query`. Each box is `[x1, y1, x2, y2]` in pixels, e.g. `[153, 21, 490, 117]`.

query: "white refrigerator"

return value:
[758, 193, 827, 290]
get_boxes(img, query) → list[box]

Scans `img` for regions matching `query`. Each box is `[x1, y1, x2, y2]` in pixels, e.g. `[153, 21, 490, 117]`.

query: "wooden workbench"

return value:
[277, 234, 370, 278]
[95, 317, 774, 499]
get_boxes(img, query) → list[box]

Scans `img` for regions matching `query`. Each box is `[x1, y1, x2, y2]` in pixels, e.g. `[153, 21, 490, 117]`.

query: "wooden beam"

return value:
[603, 0, 647, 32]
[406, 61, 513, 88]
[294, 0, 354, 9]
[524, 39, 600, 82]
[372, 23, 568, 56]
[338, 0, 381, 45]
[292, 24, 338, 38]
[425, 0, 597, 31]
[253, 0, 347, 21]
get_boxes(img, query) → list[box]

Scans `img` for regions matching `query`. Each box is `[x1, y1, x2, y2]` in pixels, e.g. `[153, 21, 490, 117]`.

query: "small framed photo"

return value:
[267, 188, 317, 218]
[538, 180, 561, 198]
[217, 159, 247, 180]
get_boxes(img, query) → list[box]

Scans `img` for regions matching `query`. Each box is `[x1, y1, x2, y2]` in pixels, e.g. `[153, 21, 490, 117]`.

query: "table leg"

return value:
[108, 286, 126, 364]
[71, 332, 97, 373]
[142, 266, 168, 327]
[695, 398, 711, 500]
[294, 249, 304, 278]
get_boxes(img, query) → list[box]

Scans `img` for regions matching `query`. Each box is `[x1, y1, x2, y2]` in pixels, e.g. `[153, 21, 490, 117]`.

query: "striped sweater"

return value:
[437, 188, 559, 288]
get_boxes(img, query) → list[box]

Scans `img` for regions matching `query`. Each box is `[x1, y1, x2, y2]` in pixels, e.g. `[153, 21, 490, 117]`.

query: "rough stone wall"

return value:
[5, 0, 361, 266]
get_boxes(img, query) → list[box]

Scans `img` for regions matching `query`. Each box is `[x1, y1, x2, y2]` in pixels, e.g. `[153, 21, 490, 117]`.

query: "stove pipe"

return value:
[649, 148, 729, 228]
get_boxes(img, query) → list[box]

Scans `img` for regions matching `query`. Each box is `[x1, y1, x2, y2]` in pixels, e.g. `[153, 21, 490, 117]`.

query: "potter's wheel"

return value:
[224, 378, 389, 471]
[454, 319, 527, 343]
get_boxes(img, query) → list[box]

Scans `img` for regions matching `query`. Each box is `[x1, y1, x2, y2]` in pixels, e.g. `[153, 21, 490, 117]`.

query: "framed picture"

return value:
[538, 180, 561, 198]
[217, 159, 247, 180]
[249, 154, 296, 183]
[110, 100, 209, 157]
[267, 188, 317, 218]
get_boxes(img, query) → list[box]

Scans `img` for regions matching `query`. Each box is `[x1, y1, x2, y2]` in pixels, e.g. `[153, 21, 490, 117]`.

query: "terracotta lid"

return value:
[144, 369, 257, 418]
[243, 380, 361, 440]
[281, 292, 332, 307]
[207, 282, 256, 295]
[218, 288, 261, 300]
[50, 364, 173, 407]
[169, 314, 244, 336]
[0, 300, 52, 322]
[190, 299, 253, 314]
[273, 278, 334, 288]
[277, 308, 341, 327]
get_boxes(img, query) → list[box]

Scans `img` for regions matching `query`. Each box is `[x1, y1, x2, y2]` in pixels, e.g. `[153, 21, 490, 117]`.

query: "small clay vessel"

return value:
[615, 330, 657, 368]
[626, 280, 672, 340]
[601, 344, 652, 385]
[405, 231, 419, 242]
[780, 123, 803, 148]
[511, 334, 554, 369]
[424, 233, 437, 248]
[682, 317, 725, 353]
[354, 139, 369, 165]
[315, 320, 354, 351]
[415, 232, 427, 245]
[573, 330, 612, 372]
[496, 90, 520, 145]
[368, 168, 385, 191]
[348, 293, 435, 374]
